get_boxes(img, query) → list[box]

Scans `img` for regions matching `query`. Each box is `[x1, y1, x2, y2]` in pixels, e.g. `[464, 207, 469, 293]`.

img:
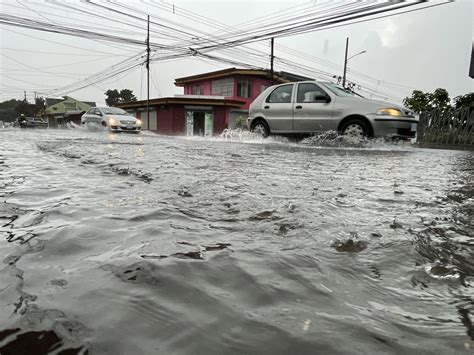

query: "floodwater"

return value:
[0, 127, 472, 354]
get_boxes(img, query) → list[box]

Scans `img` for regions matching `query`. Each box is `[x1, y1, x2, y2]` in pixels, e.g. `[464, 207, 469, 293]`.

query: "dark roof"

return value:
[116, 96, 246, 109]
[64, 110, 86, 117]
[278, 71, 315, 82]
[45, 97, 96, 108]
[174, 67, 313, 86]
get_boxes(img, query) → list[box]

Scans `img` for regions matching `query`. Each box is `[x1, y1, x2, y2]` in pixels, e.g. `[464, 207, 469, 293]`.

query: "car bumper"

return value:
[110, 125, 141, 132]
[369, 116, 418, 139]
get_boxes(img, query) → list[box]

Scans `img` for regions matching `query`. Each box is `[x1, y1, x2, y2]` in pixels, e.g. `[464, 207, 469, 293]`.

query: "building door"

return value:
[193, 112, 205, 136]
[204, 112, 213, 137]
[142, 112, 149, 130]
[185, 110, 214, 136]
[186, 111, 193, 136]
[149, 110, 157, 131]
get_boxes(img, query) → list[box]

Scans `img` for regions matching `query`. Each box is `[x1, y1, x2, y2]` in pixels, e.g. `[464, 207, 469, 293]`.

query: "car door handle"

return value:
[295, 105, 302, 109]
[264, 106, 270, 109]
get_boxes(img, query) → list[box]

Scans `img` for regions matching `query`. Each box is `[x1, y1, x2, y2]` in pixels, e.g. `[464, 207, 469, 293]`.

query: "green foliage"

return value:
[34, 97, 46, 116]
[105, 89, 121, 106]
[105, 89, 137, 106]
[403, 90, 431, 113]
[234, 115, 247, 129]
[15, 99, 40, 117]
[453, 93, 474, 110]
[403, 88, 452, 113]
[119, 89, 137, 103]
[0, 99, 20, 122]
[0, 99, 19, 110]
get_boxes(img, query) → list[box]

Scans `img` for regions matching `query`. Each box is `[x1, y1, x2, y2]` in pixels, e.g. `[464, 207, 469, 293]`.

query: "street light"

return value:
[348, 50, 367, 61]
[342, 37, 367, 88]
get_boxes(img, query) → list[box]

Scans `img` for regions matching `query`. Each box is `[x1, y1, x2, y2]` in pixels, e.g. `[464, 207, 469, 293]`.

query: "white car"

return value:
[81, 107, 141, 132]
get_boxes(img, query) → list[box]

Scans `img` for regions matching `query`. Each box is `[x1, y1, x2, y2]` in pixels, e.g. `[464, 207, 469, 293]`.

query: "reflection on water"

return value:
[0, 128, 472, 354]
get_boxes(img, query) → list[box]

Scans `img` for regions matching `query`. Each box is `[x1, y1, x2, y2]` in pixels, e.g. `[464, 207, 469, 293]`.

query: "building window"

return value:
[211, 78, 234, 97]
[237, 79, 252, 98]
[191, 85, 203, 95]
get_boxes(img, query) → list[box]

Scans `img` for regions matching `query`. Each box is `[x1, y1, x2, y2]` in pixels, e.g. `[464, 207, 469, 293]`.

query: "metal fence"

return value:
[417, 107, 474, 146]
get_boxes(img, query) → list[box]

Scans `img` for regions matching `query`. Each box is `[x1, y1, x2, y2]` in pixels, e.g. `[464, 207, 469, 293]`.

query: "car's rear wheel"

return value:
[251, 120, 270, 138]
[341, 119, 369, 139]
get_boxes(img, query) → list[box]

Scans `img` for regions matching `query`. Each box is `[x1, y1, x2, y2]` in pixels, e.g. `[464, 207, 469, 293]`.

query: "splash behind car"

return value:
[248, 81, 418, 139]
[81, 107, 141, 132]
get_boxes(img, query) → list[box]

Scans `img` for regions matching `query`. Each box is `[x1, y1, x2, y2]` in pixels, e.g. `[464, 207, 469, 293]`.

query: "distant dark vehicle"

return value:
[14, 117, 48, 129]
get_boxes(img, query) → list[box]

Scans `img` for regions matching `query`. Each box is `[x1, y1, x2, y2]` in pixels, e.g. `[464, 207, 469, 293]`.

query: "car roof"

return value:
[274, 80, 331, 86]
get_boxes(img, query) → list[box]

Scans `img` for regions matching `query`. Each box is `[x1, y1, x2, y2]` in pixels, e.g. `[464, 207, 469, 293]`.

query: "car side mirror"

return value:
[315, 95, 331, 103]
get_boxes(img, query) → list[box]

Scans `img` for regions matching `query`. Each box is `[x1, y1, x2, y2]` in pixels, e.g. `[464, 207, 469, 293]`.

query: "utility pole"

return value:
[342, 37, 349, 88]
[270, 37, 274, 85]
[24, 91, 26, 101]
[146, 14, 150, 130]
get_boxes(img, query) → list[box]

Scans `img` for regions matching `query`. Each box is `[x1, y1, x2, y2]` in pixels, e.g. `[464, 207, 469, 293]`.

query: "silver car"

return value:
[81, 107, 142, 132]
[248, 81, 418, 139]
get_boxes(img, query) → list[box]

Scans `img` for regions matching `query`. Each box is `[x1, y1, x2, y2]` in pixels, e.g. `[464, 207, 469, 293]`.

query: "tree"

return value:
[13, 96, 46, 118]
[34, 97, 46, 116]
[403, 90, 431, 113]
[105, 89, 137, 106]
[431, 88, 451, 110]
[403, 88, 452, 113]
[0, 99, 21, 122]
[453, 93, 474, 110]
[105, 89, 121, 106]
[119, 89, 137, 103]
[14, 99, 36, 117]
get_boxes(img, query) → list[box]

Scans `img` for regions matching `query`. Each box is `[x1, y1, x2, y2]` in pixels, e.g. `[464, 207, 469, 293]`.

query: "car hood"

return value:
[337, 96, 413, 116]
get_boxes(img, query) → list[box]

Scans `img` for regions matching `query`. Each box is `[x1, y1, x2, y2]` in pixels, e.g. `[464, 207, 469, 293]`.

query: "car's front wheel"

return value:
[341, 119, 369, 139]
[251, 120, 270, 138]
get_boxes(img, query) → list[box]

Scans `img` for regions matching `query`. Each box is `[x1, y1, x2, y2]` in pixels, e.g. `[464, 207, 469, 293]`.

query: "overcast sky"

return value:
[0, 0, 472, 106]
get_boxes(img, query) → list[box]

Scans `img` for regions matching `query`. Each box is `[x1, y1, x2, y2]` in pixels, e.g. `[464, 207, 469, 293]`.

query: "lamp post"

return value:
[342, 37, 367, 88]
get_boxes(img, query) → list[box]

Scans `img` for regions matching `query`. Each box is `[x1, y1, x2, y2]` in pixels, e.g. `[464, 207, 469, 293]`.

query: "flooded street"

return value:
[0, 128, 472, 354]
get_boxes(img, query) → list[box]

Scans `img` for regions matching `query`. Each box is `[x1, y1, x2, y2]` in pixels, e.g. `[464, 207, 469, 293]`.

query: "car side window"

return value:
[93, 108, 102, 116]
[266, 84, 293, 103]
[87, 108, 94, 114]
[297, 83, 327, 103]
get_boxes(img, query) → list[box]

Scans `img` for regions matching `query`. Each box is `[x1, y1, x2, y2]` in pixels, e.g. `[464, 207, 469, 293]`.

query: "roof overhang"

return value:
[116, 96, 246, 109]
[174, 67, 307, 86]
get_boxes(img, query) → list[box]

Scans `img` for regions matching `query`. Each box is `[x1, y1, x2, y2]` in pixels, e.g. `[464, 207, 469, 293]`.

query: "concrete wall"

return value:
[157, 107, 174, 134]
[233, 76, 272, 110]
[123, 105, 233, 135]
[149, 111, 158, 131]
[213, 106, 228, 134]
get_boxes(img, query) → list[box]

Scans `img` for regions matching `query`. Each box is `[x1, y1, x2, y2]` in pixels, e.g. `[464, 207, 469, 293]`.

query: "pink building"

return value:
[118, 68, 312, 136]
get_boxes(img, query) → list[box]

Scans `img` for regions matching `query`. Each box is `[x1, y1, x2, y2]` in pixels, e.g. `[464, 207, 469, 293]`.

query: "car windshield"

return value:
[102, 107, 128, 115]
[322, 83, 362, 98]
